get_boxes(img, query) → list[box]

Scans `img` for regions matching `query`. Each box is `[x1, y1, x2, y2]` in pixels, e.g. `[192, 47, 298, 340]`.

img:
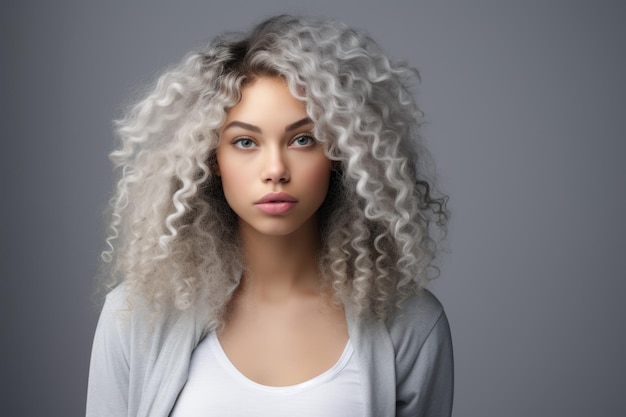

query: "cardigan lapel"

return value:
[346, 306, 396, 417]
[136, 305, 208, 417]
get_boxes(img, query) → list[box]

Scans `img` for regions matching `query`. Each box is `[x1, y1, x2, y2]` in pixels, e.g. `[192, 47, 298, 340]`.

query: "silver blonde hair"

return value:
[101, 15, 448, 327]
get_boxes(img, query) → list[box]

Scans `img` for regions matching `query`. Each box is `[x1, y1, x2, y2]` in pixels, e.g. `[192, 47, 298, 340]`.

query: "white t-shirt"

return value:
[170, 331, 364, 416]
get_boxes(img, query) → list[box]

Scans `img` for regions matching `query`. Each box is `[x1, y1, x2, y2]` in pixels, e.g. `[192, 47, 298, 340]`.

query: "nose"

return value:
[261, 146, 290, 183]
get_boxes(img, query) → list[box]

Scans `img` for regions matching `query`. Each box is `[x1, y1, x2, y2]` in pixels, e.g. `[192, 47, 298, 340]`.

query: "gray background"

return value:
[2, 1, 625, 416]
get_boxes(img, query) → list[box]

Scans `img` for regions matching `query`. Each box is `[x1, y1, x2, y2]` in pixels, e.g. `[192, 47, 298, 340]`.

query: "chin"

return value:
[239, 216, 318, 239]
[251, 225, 306, 238]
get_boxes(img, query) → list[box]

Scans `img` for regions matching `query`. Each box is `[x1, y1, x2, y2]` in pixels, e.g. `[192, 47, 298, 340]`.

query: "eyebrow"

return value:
[222, 121, 261, 133]
[222, 117, 312, 134]
[285, 117, 312, 132]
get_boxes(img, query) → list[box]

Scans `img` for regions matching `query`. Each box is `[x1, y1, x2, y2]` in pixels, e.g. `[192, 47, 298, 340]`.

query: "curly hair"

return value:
[101, 15, 448, 328]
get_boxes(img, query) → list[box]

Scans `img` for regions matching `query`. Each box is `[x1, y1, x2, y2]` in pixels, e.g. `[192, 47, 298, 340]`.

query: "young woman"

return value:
[87, 15, 453, 417]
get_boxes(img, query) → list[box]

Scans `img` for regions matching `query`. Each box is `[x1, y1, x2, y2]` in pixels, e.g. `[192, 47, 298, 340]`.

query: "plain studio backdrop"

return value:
[2, 1, 625, 416]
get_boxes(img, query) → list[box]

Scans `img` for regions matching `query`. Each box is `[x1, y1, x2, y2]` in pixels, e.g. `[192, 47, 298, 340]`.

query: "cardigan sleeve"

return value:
[85, 286, 207, 417]
[390, 292, 454, 417]
[86, 290, 131, 417]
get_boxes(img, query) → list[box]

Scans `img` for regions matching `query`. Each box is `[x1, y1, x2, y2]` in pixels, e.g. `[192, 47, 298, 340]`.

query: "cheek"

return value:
[216, 160, 246, 201]
[223, 176, 244, 196]
[220, 165, 240, 184]
[302, 158, 332, 197]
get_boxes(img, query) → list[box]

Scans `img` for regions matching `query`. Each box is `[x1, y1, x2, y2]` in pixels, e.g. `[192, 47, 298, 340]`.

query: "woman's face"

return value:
[216, 76, 332, 239]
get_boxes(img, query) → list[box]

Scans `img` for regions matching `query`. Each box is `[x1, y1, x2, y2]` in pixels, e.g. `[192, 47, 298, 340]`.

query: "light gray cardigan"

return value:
[86, 286, 453, 417]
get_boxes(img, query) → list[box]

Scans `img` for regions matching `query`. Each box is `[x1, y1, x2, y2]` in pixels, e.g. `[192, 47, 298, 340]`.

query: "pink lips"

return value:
[254, 192, 298, 215]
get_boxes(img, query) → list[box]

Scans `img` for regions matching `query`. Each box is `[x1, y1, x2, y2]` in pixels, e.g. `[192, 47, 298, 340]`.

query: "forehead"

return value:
[224, 76, 308, 124]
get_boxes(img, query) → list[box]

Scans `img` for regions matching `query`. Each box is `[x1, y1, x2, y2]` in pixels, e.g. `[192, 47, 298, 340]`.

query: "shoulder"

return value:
[99, 284, 152, 330]
[99, 283, 205, 341]
[386, 289, 445, 334]
[101, 283, 136, 315]
[94, 284, 152, 360]
[384, 291, 454, 416]
[102, 282, 155, 312]
[96, 284, 205, 358]
[385, 289, 450, 357]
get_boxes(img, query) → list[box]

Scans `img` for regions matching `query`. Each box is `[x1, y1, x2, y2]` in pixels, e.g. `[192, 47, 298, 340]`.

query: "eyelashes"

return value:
[232, 137, 256, 149]
[231, 133, 318, 150]
[291, 134, 316, 147]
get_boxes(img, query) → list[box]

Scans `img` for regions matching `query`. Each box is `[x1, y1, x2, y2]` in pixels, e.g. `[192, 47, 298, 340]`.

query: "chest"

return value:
[170, 331, 364, 417]
[218, 296, 349, 386]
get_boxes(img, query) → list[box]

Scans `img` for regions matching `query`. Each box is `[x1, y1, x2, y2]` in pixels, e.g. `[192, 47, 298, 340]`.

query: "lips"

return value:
[254, 192, 298, 214]
[254, 192, 298, 204]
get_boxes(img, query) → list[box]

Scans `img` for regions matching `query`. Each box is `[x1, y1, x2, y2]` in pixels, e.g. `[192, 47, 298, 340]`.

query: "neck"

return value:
[238, 219, 323, 300]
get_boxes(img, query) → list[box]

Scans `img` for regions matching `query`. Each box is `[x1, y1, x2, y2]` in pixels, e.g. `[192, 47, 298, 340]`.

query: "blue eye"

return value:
[233, 138, 256, 149]
[292, 135, 316, 147]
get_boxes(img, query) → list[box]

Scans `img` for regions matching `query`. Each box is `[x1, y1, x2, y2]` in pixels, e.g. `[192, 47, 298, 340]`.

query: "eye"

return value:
[291, 135, 316, 148]
[233, 137, 256, 149]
